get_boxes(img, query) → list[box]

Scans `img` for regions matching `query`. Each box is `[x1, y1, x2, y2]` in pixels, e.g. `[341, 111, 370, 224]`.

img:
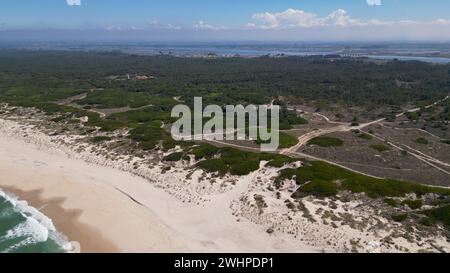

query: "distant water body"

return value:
[119, 45, 450, 64]
[365, 55, 450, 64]
[0, 189, 70, 253]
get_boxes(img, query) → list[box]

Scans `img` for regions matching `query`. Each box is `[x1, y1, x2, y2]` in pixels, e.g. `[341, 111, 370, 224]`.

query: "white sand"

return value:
[0, 119, 313, 253]
[4, 110, 446, 253]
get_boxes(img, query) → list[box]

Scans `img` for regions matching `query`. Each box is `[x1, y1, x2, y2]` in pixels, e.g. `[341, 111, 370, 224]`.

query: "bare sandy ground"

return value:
[0, 132, 312, 253]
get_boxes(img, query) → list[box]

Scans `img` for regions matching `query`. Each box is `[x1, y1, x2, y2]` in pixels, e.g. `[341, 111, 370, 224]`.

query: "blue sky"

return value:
[1, 0, 450, 41]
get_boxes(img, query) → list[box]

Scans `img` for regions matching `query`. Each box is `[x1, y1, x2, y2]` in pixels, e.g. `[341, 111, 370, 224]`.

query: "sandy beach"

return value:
[2, 111, 448, 253]
[0, 136, 191, 252]
[0, 119, 312, 253]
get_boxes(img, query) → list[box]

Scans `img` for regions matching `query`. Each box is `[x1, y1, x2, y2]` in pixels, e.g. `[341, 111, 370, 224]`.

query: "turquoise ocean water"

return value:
[0, 189, 71, 253]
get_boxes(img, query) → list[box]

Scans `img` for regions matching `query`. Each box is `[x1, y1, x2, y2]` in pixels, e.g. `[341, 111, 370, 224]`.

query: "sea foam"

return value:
[0, 189, 72, 252]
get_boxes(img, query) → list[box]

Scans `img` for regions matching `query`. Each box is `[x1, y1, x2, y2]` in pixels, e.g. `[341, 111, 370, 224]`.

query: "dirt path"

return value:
[281, 95, 450, 156]
[169, 96, 450, 179]
[363, 130, 450, 176]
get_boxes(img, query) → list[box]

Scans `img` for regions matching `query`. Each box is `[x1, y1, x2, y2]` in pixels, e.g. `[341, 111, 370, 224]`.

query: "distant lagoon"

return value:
[121, 45, 450, 63]
[4, 42, 450, 64]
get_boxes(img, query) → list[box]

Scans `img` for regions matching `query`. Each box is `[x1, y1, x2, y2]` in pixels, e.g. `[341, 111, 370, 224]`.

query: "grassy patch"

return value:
[419, 217, 434, 227]
[255, 131, 299, 149]
[189, 144, 220, 160]
[129, 121, 171, 150]
[230, 161, 260, 176]
[91, 136, 112, 143]
[392, 213, 408, 222]
[197, 159, 228, 174]
[77, 89, 176, 109]
[416, 138, 429, 145]
[308, 137, 344, 147]
[163, 152, 184, 162]
[28, 102, 126, 131]
[370, 144, 391, 152]
[278, 132, 299, 149]
[422, 205, 450, 228]
[279, 161, 450, 199]
[405, 112, 420, 121]
[358, 133, 373, 140]
[441, 140, 450, 145]
[187, 145, 295, 176]
[108, 106, 174, 125]
[265, 155, 296, 168]
[402, 199, 423, 210]
[293, 180, 338, 198]
[384, 198, 398, 207]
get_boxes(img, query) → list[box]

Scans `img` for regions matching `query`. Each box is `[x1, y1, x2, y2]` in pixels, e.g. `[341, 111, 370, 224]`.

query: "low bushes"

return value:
[422, 205, 450, 228]
[197, 159, 228, 174]
[392, 214, 408, 222]
[188, 145, 296, 176]
[91, 136, 112, 143]
[163, 152, 184, 162]
[278, 161, 450, 199]
[370, 144, 391, 152]
[416, 138, 429, 145]
[308, 137, 344, 147]
[402, 199, 423, 210]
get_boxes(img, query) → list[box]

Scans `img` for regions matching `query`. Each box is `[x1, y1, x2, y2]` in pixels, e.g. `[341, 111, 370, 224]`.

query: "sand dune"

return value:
[0, 120, 313, 253]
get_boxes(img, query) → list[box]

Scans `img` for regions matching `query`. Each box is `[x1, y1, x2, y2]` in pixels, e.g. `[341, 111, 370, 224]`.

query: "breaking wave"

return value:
[0, 188, 72, 253]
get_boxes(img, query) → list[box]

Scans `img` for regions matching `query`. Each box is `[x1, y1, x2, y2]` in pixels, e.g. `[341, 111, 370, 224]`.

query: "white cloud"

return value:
[367, 0, 382, 6]
[322, 9, 362, 27]
[105, 25, 142, 31]
[149, 21, 181, 30]
[193, 20, 226, 30]
[432, 19, 450, 25]
[251, 9, 317, 29]
[67, 0, 81, 6]
[248, 8, 439, 30]
[250, 9, 373, 29]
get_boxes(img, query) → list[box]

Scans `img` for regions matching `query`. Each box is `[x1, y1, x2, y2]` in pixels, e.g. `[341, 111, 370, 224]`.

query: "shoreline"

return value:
[0, 136, 190, 253]
[0, 186, 117, 253]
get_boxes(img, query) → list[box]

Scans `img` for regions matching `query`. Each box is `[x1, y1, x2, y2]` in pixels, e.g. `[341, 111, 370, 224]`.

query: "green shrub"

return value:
[139, 141, 158, 151]
[189, 144, 220, 160]
[392, 213, 408, 222]
[294, 180, 338, 198]
[129, 121, 171, 150]
[161, 139, 178, 151]
[441, 140, 450, 145]
[92, 136, 112, 143]
[370, 144, 391, 152]
[278, 132, 299, 149]
[266, 156, 295, 168]
[422, 205, 450, 228]
[308, 137, 344, 147]
[163, 152, 184, 162]
[109, 106, 174, 124]
[77, 89, 175, 109]
[406, 112, 420, 121]
[402, 199, 423, 210]
[416, 138, 429, 145]
[255, 132, 299, 149]
[358, 133, 373, 140]
[197, 159, 228, 174]
[384, 198, 398, 207]
[230, 161, 260, 176]
[277, 161, 450, 198]
[420, 217, 434, 227]
[186, 146, 293, 176]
